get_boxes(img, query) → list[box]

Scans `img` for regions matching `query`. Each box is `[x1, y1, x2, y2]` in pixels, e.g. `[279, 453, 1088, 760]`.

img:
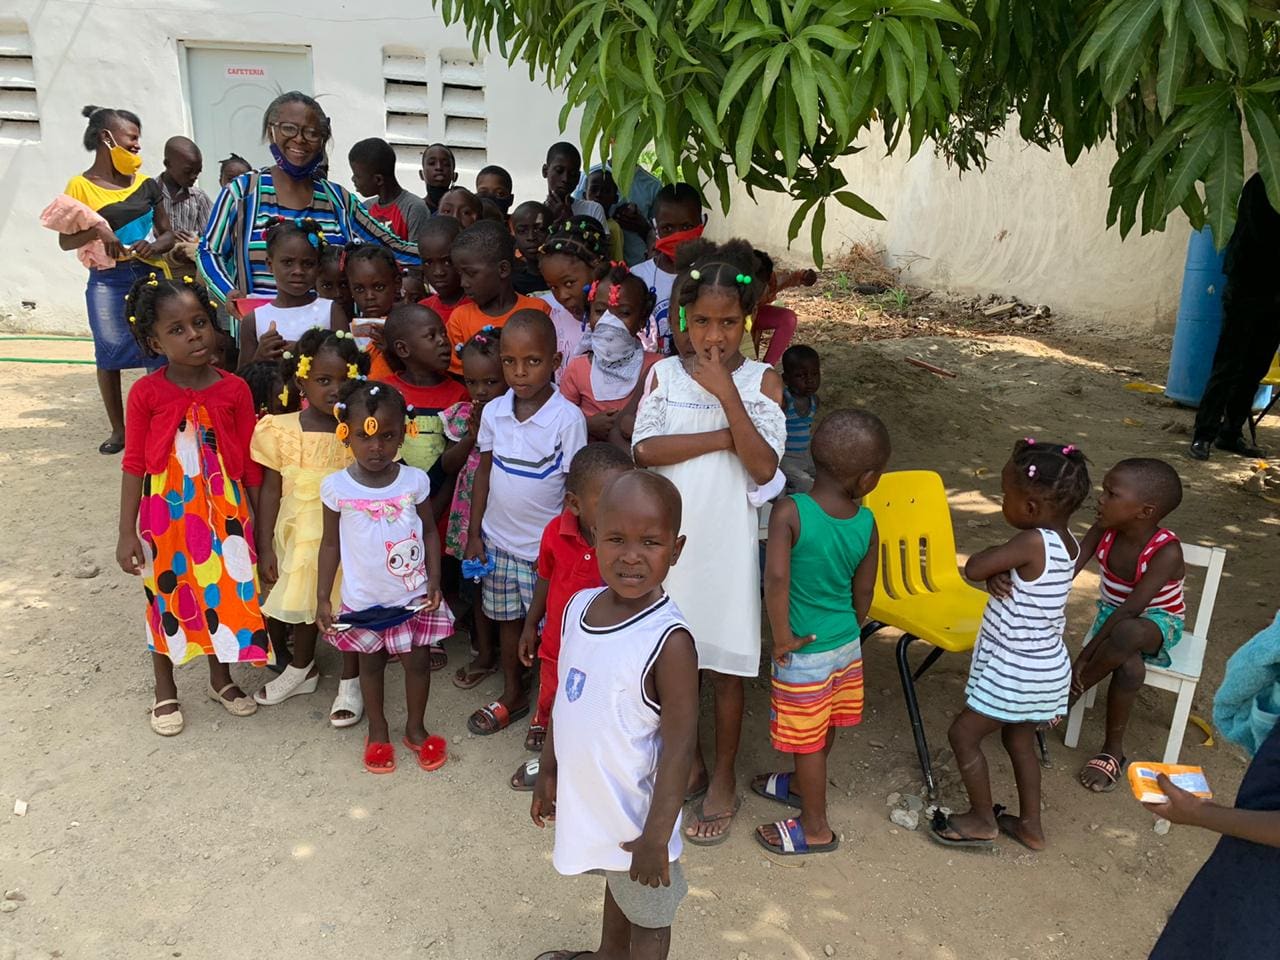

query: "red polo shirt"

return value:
[537, 508, 603, 658]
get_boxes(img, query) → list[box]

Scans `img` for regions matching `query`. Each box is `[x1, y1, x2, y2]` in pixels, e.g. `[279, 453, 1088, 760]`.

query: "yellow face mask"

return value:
[104, 133, 143, 176]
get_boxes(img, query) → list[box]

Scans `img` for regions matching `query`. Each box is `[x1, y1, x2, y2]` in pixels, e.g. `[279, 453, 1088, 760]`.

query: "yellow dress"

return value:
[250, 413, 351, 623]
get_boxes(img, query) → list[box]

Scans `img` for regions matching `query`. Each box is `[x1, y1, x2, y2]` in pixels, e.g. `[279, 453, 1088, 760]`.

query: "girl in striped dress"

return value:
[931, 440, 1090, 851]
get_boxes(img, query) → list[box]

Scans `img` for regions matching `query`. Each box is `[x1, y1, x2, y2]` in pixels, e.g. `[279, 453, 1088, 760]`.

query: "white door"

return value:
[184, 45, 314, 195]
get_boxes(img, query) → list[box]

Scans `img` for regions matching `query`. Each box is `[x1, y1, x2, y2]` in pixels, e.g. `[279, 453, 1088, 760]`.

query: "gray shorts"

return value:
[595, 861, 687, 929]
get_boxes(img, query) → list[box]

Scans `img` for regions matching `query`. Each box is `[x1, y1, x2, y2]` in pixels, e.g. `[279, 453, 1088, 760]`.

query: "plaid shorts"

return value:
[482, 545, 537, 621]
[770, 637, 864, 754]
[328, 603, 455, 656]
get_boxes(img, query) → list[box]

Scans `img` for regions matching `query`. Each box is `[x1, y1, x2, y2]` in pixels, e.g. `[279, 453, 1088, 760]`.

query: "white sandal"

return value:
[330, 677, 363, 728]
[254, 663, 319, 705]
[207, 682, 258, 717]
[149, 699, 184, 736]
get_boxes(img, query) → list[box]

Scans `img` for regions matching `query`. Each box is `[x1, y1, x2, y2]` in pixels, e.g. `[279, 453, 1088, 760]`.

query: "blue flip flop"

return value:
[754, 817, 840, 856]
[751, 771, 803, 809]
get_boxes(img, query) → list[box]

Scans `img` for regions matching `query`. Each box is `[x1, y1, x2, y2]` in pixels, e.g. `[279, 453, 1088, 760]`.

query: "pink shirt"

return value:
[559, 352, 662, 417]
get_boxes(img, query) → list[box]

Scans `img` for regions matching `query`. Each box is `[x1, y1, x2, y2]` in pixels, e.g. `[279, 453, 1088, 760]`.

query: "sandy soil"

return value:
[1, 306, 1277, 960]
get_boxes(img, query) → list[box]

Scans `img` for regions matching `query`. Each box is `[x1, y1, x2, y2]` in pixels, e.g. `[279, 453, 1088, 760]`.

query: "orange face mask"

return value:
[653, 224, 705, 260]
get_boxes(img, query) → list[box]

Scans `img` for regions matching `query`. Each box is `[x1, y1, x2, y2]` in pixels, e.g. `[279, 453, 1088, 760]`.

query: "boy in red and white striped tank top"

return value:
[1070, 458, 1186, 793]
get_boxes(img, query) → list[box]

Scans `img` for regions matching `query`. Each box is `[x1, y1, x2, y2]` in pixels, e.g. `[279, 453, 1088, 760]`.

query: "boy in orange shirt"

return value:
[446, 221, 550, 375]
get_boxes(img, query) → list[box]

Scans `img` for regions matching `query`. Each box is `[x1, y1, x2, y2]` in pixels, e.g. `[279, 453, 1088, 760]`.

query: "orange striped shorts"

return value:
[770, 637, 864, 754]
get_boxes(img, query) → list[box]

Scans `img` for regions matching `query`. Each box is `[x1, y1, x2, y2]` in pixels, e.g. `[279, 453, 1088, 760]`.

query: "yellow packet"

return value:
[1128, 762, 1212, 803]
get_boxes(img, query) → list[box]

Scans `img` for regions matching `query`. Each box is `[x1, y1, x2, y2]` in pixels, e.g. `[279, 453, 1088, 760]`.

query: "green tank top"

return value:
[788, 494, 875, 655]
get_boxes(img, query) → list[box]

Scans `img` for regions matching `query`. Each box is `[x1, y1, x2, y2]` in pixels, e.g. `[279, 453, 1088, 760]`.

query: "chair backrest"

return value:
[862, 470, 963, 600]
[1263, 352, 1280, 387]
[1174, 543, 1228, 665]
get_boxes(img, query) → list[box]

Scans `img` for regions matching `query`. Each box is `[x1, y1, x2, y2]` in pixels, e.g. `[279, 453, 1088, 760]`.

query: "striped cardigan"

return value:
[197, 169, 420, 304]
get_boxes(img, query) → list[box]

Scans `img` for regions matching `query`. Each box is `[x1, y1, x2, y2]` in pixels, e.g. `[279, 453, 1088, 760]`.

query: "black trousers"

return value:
[1193, 290, 1280, 442]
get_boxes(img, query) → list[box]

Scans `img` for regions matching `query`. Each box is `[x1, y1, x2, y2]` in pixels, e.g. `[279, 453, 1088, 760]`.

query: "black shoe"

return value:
[1188, 439, 1211, 461]
[1214, 435, 1265, 458]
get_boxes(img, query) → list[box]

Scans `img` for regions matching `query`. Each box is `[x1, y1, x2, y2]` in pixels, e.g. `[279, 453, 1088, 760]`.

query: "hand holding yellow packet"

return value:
[1128, 762, 1213, 803]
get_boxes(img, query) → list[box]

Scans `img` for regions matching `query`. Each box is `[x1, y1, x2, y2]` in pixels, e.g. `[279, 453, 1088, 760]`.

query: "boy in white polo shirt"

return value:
[466, 309, 588, 735]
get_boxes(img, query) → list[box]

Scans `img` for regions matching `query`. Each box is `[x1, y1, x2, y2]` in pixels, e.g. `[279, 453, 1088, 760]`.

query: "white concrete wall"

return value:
[0, 0, 576, 331]
[713, 132, 1192, 330]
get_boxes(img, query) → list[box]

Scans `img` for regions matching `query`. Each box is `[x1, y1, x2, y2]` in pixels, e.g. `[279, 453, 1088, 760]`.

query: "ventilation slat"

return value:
[0, 25, 37, 142]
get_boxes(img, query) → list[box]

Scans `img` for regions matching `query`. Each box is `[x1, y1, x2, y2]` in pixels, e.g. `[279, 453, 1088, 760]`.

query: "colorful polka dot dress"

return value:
[139, 403, 271, 664]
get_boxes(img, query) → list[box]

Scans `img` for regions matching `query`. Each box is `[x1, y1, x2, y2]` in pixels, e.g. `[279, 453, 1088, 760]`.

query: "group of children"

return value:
[113, 136, 1193, 958]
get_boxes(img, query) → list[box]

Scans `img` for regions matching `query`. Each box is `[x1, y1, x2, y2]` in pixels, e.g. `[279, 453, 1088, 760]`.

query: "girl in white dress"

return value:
[633, 238, 787, 845]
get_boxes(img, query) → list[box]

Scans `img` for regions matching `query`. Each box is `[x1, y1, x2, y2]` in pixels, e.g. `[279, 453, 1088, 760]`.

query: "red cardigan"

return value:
[122, 368, 262, 486]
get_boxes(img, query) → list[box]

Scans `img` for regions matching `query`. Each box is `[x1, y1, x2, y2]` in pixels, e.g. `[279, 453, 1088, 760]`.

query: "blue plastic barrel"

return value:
[1165, 227, 1227, 406]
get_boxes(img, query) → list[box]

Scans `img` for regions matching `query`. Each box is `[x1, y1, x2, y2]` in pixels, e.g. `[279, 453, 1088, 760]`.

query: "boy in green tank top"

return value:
[751, 409, 891, 856]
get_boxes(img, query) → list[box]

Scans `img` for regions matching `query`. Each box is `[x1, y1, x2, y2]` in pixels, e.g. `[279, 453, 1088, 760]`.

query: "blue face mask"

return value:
[269, 143, 325, 181]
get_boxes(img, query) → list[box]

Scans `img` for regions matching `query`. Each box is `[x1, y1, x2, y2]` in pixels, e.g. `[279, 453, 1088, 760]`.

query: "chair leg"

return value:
[896, 634, 938, 801]
[912, 646, 944, 682]
[1164, 681, 1196, 765]
[1036, 728, 1051, 767]
[861, 620, 886, 642]
[1064, 695, 1086, 749]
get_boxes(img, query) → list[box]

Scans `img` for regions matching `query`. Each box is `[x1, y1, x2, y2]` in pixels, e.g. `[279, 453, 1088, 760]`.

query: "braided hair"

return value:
[123, 273, 220, 358]
[239, 360, 293, 416]
[540, 215, 608, 268]
[341, 242, 399, 279]
[81, 104, 140, 151]
[333, 379, 410, 438]
[278, 327, 369, 407]
[590, 264, 655, 335]
[457, 324, 502, 363]
[1009, 439, 1091, 513]
[265, 216, 326, 254]
[672, 238, 764, 332]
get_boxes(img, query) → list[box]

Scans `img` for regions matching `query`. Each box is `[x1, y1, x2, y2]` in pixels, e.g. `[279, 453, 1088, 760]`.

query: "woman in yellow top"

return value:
[59, 106, 176, 454]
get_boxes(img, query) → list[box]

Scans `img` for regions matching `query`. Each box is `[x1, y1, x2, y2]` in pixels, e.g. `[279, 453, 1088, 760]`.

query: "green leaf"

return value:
[1141, 165, 1168, 233]
[1163, 130, 1220, 215]
[751, 0, 774, 25]
[723, 21, 786, 50]
[1222, 17, 1250, 71]
[862, 19, 885, 71]
[713, 158, 733, 215]
[686, 0, 720, 31]
[797, 24, 855, 48]
[1100, 0, 1161, 97]
[791, 59, 820, 145]
[686, 90, 725, 150]
[1211, 0, 1247, 26]
[619, 0, 659, 34]
[716, 47, 771, 121]
[882, 37, 908, 117]
[776, 73, 801, 174]
[734, 82, 768, 175]
[554, 16, 596, 84]
[809, 198, 827, 266]
[1179, 183, 1206, 230]
[1182, 0, 1229, 70]
[1156, 13, 1188, 120]
[787, 197, 815, 244]
[636, 31, 662, 99]
[834, 189, 886, 220]
[1243, 93, 1280, 213]
[1247, 77, 1280, 93]
[908, 22, 929, 105]
[1203, 111, 1244, 248]
[1161, 0, 1180, 32]
[761, 42, 792, 102]
[884, 0, 977, 30]
[1078, 0, 1132, 72]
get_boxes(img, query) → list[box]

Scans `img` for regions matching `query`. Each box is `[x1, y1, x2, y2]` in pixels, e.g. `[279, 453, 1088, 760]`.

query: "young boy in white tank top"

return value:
[531, 471, 698, 959]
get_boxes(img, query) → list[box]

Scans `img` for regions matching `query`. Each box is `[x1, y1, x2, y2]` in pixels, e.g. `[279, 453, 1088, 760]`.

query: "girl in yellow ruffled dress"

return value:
[251, 327, 369, 726]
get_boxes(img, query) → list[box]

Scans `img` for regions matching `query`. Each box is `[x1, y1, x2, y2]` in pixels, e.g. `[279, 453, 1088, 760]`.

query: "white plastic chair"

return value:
[1064, 543, 1227, 765]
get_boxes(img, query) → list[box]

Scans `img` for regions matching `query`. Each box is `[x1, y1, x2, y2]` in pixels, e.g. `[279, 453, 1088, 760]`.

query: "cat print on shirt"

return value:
[385, 531, 426, 593]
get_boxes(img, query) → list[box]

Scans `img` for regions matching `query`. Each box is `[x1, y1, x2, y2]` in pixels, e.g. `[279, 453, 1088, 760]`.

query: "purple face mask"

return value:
[270, 143, 325, 181]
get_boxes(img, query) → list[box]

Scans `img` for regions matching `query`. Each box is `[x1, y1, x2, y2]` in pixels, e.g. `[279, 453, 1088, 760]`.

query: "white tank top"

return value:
[254, 297, 334, 343]
[551, 587, 693, 875]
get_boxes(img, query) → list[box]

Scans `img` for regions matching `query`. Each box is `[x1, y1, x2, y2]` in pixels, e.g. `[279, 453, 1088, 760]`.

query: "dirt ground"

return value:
[2, 286, 1278, 960]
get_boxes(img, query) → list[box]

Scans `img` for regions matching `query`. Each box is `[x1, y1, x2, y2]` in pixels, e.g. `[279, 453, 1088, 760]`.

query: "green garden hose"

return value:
[0, 336, 97, 364]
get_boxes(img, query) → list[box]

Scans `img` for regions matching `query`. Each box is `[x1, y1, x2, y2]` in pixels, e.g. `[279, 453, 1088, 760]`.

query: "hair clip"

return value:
[481, 325, 497, 334]
[296, 355, 312, 379]
[333, 329, 351, 339]
[454, 343, 465, 355]
[1062, 444, 1076, 455]
[607, 283, 621, 308]
[128, 315, 137, 325]
[146, 272, 159, 287]
[346, 362, 360, 380]
[1024, 437, 1036, 445]
[735, 273, 752, 285]
[363, 416, 379, 436]
[1027, 464, 1038, 478]
[690, 269, 701, 280]
[369, 385, 381, 396]
[182, 275, 194, 284]
[678, 305, 687, 333]
[332, 401, 346, 416]
[335, 422, 350, 442]
[279, 386, 290, 405]
[744, 312, 753, 333]
[282, 350, 293, 359]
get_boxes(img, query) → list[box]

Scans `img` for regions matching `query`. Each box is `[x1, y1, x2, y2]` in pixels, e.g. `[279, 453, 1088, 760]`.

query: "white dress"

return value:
[632, 356, 786, 676]
[253, 297, 334, 343]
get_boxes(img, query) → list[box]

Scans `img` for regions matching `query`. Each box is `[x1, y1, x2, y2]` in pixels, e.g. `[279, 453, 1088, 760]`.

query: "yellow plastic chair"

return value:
[860, 470, 991, 799]
[1247, 352, 1280, 446]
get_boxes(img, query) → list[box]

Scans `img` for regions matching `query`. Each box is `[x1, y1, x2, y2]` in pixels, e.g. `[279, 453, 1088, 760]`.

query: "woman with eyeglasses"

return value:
[197, 92, 419, 346]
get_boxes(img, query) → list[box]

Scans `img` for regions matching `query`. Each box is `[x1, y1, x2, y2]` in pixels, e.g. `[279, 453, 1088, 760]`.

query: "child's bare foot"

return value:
[994, 805, 1045, 851]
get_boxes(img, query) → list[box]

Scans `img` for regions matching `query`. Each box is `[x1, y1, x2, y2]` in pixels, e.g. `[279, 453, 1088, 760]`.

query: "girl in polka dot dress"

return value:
[116, 275, 271, 736]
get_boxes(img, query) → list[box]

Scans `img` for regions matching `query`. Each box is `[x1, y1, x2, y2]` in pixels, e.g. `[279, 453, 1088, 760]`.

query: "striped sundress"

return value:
[964, 528, 1077, 724]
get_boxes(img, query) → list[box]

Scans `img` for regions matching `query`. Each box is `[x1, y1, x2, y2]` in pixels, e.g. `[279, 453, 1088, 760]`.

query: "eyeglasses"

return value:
[271, 122, 327, 144]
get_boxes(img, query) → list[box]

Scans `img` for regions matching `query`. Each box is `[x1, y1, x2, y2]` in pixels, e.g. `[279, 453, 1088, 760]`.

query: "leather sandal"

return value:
[149, 699, 184, 736]
[207, 682, 257, 717]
